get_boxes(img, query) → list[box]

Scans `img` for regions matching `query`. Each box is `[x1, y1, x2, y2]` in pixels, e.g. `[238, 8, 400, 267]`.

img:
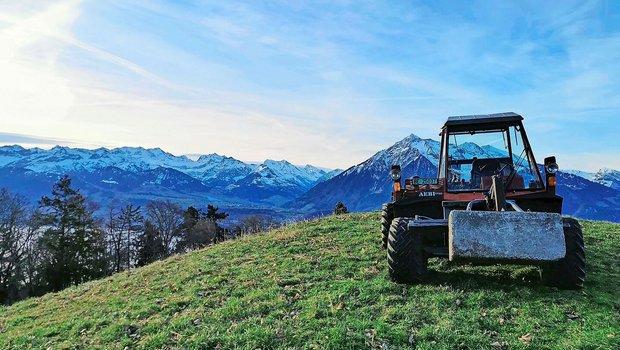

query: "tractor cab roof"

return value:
[443, 112, 523, 132]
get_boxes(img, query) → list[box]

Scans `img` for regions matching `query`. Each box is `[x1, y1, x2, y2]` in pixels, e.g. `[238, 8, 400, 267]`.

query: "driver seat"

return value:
[481, 174, 524, 190]
[471, 159, 501, 188]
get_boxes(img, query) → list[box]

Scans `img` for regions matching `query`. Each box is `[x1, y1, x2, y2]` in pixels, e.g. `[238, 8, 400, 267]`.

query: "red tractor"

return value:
[381, 113, 585, 289]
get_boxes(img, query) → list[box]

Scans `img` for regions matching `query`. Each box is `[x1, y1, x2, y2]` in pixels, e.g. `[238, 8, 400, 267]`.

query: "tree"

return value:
[117, 204, 143, 270]
[177, 220, 219, 251]
[0, 189, 34, 304]
[177, 205, 234, 251]
[145, 200, 184, 257]
[35, 176, 106, 292]
[333, 202, 349, 215]
[233, 215, 277, 236]
[105, 202, 123, 273]
[205, 204, 228, 222]
[136, 221, 164, 267]
[204, 205, 228, 242]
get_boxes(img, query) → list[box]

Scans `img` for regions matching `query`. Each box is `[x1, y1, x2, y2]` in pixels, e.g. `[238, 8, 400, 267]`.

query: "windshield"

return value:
[446, 126, 543, 192]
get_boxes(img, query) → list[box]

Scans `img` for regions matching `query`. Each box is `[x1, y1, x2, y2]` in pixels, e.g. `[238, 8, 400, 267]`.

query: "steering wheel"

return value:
[498, 162, 514, 176]
[476, 159, 500, 173]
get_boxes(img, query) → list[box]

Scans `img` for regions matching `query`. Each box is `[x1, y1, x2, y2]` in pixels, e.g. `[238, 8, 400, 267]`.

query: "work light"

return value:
[545, 162, 559, 174]
[390, 166, 401, 181]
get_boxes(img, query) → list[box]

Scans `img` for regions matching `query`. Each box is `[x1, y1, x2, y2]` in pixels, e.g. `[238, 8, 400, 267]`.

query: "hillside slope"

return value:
[1, 214, 619, 349]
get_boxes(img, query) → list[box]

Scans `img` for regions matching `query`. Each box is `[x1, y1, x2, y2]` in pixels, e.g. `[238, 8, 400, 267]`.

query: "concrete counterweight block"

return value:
[448, 210, 566, 261]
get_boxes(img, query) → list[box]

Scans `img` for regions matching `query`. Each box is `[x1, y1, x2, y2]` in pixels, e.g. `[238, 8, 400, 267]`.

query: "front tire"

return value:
[387, 217, 428, 283]
[381, 203, 394, 248]
[541, 218, 586, 289]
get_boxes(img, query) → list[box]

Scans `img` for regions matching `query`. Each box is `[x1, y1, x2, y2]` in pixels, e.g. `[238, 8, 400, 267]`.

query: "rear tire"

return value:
[381, 203, 394, 248]
[387, 217, 428, 283]
[541, 218, 586, 289]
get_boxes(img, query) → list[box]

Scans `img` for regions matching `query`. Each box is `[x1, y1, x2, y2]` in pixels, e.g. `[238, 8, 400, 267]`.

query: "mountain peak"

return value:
[597, 168, 620, 175]
[197, 153, 225, 162]
[0, 145, 25, 152]
[264, 159, 292, 165]
[404, 133, 423, 142]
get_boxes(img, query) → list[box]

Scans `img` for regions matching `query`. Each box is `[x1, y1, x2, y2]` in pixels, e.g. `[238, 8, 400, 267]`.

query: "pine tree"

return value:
[176, 206, 219, 251]
[175, 205, 232, 251]
[333, 202, 349, 215]
[136, 221, 164, 267]
[204, 205, 229, 242]
[205, 204, 228, 222]
[36, 176, 106, 292]
[179, 206, 202, 235]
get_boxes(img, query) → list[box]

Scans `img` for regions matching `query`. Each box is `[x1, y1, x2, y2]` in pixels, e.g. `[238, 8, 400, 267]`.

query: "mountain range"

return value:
[564, 168, 620, 191]
[1, 135, 619, 223]
[0, 145, 341, 218]
[293, 134, 620, 222]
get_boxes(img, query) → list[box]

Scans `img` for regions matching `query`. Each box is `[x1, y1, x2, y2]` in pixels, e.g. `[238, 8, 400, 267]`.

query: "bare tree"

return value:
[145, 201, 183, 257]
[0, 189, 34, 304]
[117, 204, 143, 270]
[234, 215, 278, 237]
[105, 202, 123, 273]
[21, 225, 44, 298]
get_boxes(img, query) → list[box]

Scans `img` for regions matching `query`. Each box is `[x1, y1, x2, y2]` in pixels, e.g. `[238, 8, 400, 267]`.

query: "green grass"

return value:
[1, 213, 618, 349]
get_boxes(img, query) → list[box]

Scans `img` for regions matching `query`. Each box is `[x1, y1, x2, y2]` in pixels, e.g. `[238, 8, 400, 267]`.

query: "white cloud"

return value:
[0, 1, 80, 133]
[61, 88, 373, 168]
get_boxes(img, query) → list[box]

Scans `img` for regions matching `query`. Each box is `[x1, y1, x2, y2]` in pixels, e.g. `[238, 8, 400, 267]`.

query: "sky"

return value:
[0, 0, 619, 171]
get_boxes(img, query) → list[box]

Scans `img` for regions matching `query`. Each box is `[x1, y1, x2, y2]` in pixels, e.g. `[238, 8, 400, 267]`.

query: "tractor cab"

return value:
[440, 113, 543, 194]
[390, 113, 561, 213]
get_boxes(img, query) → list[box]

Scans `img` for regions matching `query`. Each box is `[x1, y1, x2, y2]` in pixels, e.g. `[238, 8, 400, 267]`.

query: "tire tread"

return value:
[541, 218, 586, 289]
[387, 217, 428, 283]
[380, 204, 393, 248]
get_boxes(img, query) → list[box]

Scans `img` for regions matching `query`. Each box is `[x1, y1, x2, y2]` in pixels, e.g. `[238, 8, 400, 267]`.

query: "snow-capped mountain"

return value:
[293, 133, 620, 222]
[227, 160, 343, 205]
[554, 171, 620, 221]
[0, 145, 195, 173]
[565, 168, 620, 191]
[292, 134, 439, 212]
[593, 168, 620, 190]
[1, 139, 618, 223]
[0, 145, 341, 209]
[184, 154, 254, 186]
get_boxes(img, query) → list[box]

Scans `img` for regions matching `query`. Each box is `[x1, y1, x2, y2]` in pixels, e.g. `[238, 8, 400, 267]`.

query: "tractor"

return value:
[381, 112, 585, 289]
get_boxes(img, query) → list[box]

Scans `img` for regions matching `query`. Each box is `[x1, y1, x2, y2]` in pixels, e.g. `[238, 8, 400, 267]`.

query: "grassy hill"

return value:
[1, 213, 618, 349]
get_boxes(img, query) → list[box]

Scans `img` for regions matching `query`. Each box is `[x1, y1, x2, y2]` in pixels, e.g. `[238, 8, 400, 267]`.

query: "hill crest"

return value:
[1, 213, 618, 349]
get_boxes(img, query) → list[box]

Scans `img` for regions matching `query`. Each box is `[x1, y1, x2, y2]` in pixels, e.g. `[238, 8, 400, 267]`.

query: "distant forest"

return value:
[0, 176, 278, 305]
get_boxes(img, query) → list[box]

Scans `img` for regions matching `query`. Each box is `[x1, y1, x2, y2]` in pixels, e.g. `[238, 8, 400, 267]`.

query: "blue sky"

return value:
[0, 0, 619, 170]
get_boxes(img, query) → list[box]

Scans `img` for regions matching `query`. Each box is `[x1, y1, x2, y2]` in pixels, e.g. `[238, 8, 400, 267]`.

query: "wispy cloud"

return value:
[0, 2, 196, 93]
[0, 0, 618, 170]
[0, 132, 76, 146]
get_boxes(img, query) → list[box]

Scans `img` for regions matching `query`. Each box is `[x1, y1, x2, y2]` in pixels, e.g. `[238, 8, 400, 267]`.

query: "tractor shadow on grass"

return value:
[422, 261, 548, 291]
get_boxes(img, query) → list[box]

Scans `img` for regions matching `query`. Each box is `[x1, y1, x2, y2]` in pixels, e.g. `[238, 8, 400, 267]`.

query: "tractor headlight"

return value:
[390, 167, 401, 181]
[545, 162, 559, 174]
